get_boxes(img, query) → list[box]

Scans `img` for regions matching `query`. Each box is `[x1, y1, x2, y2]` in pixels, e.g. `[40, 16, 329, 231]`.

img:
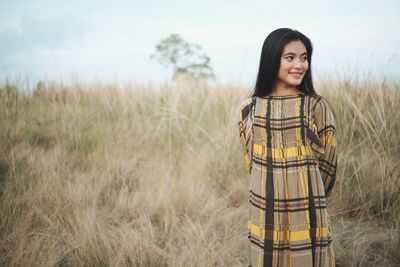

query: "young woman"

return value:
[238, 28, 337, 267]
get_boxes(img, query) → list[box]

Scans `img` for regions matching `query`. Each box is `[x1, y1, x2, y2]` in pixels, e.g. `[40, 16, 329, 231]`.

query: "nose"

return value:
[293, 59, 303, 69]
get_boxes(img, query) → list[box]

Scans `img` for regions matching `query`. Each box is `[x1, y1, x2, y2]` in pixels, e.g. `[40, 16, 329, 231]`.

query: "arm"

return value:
[313, 96, 337, 198]
[238, 98, 254, 174]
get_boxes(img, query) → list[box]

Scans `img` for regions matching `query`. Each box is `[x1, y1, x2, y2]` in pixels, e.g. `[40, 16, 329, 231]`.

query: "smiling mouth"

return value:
[289, 72, 303, 78]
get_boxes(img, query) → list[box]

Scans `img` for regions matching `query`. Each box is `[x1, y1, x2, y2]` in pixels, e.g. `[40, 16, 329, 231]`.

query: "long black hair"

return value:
[251, 28, 316, 97]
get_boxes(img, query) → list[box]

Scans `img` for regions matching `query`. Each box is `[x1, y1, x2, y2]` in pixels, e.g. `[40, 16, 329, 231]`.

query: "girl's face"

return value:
[276, 40, 309, 90]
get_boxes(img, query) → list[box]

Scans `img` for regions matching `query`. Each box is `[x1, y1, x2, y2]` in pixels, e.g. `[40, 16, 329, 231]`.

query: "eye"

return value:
[302, 56, 308, 61]
[285, 56, 294, 61]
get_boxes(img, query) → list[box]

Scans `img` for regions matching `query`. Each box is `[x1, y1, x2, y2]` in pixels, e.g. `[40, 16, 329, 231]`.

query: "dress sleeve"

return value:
[238, 98, 254, 174]
[313, 96, 337, 198]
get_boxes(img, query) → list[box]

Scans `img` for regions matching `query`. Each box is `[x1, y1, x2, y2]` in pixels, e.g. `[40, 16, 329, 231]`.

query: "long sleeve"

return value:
[313, 96, 337, 198]
[238, 98, 254, 174]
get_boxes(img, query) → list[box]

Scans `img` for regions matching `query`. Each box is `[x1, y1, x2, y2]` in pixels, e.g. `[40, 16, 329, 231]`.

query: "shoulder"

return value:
[309, 94, 335, 116]
[239, 97, 255, 120]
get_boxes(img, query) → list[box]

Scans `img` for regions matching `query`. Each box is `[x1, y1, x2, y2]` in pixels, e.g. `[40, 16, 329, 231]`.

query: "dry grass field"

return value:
[0, 76, 399, 266]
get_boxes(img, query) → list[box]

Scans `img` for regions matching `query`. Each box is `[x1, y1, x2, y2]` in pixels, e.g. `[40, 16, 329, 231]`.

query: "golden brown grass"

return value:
[0, 76, 399, 266]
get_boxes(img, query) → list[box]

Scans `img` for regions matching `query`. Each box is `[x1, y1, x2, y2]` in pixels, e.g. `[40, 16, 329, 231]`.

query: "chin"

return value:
[287, 81, 302, 87]
[291, 79, 304, 85]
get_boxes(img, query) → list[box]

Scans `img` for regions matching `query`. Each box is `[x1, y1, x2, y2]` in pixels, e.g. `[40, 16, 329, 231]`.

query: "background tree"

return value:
[150, 33, 215, 80]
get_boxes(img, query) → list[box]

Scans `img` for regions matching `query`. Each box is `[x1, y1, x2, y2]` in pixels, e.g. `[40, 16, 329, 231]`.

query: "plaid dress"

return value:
[238, 93, 337, 267]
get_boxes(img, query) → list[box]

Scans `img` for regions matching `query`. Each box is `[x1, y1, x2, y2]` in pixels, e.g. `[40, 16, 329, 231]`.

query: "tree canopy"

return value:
[150, 34, 215, 80]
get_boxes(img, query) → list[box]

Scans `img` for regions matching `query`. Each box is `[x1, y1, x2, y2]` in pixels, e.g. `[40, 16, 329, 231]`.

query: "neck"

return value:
[270, 84, 301, 96]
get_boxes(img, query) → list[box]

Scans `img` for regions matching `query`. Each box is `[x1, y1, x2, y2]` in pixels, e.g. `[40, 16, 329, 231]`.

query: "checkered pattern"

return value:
[238, 93, 337, 267]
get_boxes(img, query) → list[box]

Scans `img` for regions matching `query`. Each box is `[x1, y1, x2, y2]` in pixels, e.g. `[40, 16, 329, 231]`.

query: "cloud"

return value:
[0, 14, 91, 57]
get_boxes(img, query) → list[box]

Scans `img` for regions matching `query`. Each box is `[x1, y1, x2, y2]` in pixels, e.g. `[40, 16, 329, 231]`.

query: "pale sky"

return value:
[0, 0, 399, 86]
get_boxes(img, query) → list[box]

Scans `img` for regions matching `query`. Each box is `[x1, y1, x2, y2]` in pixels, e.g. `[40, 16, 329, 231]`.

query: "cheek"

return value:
[279, 62, 290, 72]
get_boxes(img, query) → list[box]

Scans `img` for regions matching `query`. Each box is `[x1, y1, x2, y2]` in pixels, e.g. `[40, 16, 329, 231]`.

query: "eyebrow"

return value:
[283, 52, 308, 56]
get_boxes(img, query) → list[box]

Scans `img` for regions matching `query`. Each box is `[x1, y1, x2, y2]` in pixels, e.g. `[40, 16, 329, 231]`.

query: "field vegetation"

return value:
[0, 76, 399, 266]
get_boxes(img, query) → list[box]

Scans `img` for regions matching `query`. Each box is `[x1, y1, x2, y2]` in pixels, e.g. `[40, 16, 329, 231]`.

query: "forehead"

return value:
[282, 40, 307, 54]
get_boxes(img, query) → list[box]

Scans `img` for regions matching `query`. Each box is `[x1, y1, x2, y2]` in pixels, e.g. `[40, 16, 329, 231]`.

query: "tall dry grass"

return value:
[0, 76, 399, 266]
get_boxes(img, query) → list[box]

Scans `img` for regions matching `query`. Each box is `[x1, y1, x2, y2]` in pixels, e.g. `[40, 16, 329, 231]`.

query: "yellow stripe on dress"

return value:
[321, 134, 336, 146]
[253, 143, 312, 158]
[247, 220, 329, 241]
[244, 154, 251, 169]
